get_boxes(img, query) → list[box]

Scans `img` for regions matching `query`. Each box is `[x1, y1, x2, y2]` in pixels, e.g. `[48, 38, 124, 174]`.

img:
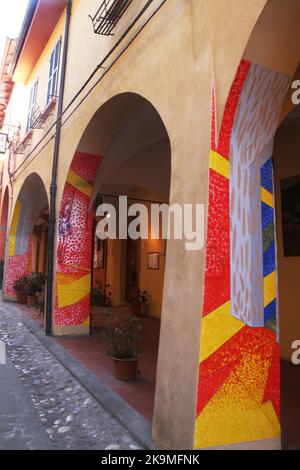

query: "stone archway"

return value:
[0, 186, 9, 287]
[53, 92, 171, 337]
[195, 0, 300, 450]
[273, 104, 300, 450]
[4, 173, 49, 300]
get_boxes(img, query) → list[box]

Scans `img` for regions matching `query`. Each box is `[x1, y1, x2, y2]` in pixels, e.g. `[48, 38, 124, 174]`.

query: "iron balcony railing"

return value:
[28, 101, 55, 130]
[89, 0, 133, 36]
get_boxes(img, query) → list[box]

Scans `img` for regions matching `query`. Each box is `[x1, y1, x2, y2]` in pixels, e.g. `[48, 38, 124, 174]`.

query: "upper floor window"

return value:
[46, 39, 61, 105]
[27, 79, 38, 132]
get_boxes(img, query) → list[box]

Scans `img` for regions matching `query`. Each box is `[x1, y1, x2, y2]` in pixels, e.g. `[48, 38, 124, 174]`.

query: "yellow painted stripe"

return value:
[82, 317, 90, 327]
[199, 301, 244, 363]
[195, 335, 280, 448]
[195, 387, 280, 449]
[209, 150, 230, 179]
[264, 271, 276, 308]
[57, 273, 91, 309]
[261, 187, 274, 208]
[8, 200, 22, 257]
[67, 169, 92, 197]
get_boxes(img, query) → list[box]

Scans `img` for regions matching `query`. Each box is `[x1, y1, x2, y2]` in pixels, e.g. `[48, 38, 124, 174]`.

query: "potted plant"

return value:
[102, 313, 142, 381]
[26, 272, 46, 307]
[127, 272, 140, 315]
[127, 290, 149, 316]
[13, 275, 29, 304]
[91, 282, 111, 307]
[104, 286, 112, 315]
[91, 287, 106, 306]
[138, 290, 149, 316]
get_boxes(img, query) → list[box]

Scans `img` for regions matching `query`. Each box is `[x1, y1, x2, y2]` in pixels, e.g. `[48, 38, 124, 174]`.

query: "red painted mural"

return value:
[203, 60, 250, 316]
[195, 60, 281, 448]
[55, 151, 102, 327]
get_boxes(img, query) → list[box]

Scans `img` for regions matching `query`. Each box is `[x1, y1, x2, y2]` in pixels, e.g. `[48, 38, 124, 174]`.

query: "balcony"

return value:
[29, 98, 56, 130]
[9, 128, 33, 154]
[89, 0, 133, 36]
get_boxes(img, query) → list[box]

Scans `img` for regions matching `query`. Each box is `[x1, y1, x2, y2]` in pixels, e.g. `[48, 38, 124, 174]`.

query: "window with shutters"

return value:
[46, 39, 61, 105]
[26, 79, 38, 132]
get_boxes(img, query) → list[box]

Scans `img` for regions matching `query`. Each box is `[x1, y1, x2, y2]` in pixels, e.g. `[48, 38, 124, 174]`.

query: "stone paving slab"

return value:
[0, 355, 53, 450]
[0, 298, 144, 450]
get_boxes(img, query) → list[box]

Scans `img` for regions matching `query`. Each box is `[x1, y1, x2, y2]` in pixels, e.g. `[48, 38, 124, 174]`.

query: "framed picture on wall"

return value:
[147, 252, 160, 270]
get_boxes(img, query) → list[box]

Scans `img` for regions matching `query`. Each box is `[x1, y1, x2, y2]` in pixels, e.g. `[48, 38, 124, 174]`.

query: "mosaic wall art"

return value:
[5, 174, 48, 297]
[195, 60, 289, 448]
[55, 151, 102, 327]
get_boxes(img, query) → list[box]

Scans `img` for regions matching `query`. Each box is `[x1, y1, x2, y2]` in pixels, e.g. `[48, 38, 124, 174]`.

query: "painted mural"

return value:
[261, 157, 277, 334]
[55, 151, 102, 328]
[5, 174, 48, 298]
[195, 60, 289, 448]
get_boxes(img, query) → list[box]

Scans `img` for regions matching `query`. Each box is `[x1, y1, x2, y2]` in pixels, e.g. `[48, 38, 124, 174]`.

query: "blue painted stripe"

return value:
[261, 157, 273, 193]
[261, 156, 277, 331]
[261, 202, 274, 230]
[264, 298, 276, 322]
[263, 242, 276, 277]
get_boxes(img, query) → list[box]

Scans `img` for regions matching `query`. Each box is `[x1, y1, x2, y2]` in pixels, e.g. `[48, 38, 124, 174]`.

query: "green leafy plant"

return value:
[128, 286, 149, 305]
[102, 313, 142, 360]
[91, 288, 106, 306]
[26, 272, 46, 296]
[91, 282, 112, 306]
[138, 290, 149, 304]
[13, 275, 29, 293]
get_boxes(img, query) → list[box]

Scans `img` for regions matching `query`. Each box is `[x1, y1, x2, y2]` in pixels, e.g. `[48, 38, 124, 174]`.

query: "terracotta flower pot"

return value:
[111, 356, 138, 381]
[26, 294, 36, 307]
[16, 291, 27, 304]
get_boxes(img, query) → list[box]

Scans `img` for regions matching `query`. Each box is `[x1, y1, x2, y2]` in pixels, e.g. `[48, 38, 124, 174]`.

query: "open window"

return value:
[46, 39, 61, 105]
[26, 79, 38, 132]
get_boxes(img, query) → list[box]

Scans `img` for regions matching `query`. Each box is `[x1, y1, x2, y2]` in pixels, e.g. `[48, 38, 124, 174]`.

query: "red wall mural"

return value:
[55, 151, 102, 328]
[5, 174, 47, 298]
[194, 59, 288, 448]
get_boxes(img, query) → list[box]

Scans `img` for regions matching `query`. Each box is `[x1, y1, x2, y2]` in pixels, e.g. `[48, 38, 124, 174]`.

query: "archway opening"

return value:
[55, 92, 171, 422]
[4, 173, 49, 327]
[273, 104, 300, 449]
[195, 0, 300, 449]
[0, 186, 9, 288]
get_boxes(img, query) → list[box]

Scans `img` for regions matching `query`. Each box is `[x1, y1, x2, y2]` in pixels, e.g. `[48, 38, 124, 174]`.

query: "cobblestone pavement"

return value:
[0, 299, 143, 450]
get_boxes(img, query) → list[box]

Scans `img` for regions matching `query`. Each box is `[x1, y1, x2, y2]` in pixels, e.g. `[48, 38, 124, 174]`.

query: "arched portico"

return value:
[51, 91, 171, 425]
[4, 173, 49, 300]
[195, 0, 300, 450]
[53, 92, 171, 335]
[0, 186, 9, 288]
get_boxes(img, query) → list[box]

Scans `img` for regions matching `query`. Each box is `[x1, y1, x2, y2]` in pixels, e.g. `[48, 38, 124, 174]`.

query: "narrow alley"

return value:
[0, 297, 145, 450]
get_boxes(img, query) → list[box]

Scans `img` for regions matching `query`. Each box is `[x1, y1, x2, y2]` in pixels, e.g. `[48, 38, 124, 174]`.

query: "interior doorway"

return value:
[125, 235, 140, 304]
[273, 104, 300, 450]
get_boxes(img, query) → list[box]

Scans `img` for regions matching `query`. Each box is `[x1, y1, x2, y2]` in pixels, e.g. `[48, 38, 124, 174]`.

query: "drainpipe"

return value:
[45, 0, 72, 335]
[2, 152, 14, 298]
